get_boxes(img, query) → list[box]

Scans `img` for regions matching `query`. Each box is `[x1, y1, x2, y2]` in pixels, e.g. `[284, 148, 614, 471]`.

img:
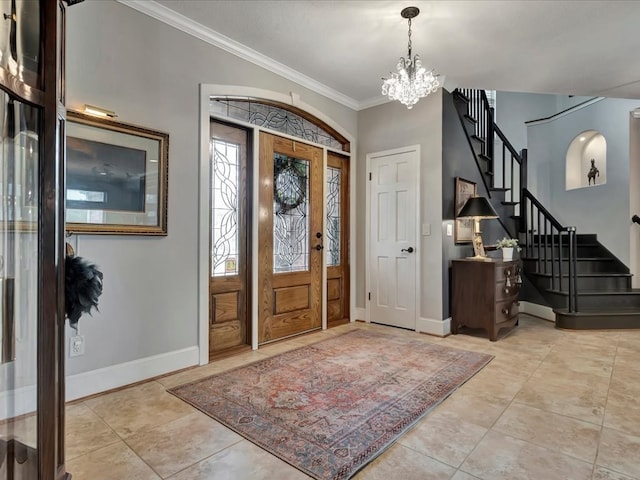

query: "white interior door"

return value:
[368, 147, 419, 330]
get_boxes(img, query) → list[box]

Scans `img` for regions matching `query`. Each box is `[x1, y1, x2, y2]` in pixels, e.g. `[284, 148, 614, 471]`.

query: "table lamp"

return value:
[457, 195, 498, 259]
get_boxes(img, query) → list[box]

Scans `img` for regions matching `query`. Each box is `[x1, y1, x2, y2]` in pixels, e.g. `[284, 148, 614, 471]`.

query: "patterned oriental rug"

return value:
[169, 329, 493, 480]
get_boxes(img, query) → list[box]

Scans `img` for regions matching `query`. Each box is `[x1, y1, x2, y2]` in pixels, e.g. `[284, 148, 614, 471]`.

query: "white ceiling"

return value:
[124, 0, 640, 110]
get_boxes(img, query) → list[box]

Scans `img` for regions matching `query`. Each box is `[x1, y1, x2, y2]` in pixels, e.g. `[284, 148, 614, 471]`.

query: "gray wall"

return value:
[495, 92, 596, 158]
[65, 1, 357, 376]
[357, 92, 444, 321]
[526, 98, 640, 265]
[495, 92, 557, 155]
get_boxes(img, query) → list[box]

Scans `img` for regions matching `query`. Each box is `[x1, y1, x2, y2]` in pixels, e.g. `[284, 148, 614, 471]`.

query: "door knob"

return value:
[315, 244, 324, 251]
[401, 247, 414, 253]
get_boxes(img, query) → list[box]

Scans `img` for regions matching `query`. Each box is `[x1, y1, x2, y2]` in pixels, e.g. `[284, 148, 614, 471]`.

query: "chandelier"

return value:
[381, 6, 440, 109]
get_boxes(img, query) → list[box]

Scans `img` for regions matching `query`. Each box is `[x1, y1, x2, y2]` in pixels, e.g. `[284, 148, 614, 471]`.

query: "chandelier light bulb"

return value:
[382, 7, 440, 109]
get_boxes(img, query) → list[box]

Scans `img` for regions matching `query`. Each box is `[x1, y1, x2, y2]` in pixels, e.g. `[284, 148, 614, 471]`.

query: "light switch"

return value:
[446, 224, 453, 236]
[422, 223, 431, 236]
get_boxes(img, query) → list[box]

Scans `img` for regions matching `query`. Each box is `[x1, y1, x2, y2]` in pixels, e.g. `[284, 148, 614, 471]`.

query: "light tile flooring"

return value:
[62, 315, 640, 480]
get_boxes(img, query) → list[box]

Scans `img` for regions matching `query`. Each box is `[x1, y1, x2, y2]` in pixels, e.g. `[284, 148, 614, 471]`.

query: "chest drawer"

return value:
[496, 298, 519, 323]
[495, 281, 520, 301]
[451, 258, 521, 341]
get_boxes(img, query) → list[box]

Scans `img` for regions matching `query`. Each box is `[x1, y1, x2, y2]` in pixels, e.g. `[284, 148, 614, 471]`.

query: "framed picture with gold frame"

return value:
[65, 111, 169, 235]
[454, 177, 476, 244]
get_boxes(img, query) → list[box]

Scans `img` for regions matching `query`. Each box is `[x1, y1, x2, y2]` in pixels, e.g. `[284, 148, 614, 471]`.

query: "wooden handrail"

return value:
[522, 189, 565, 231]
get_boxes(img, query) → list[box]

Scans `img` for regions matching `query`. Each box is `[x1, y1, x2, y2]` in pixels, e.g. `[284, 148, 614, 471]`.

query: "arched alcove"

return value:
[566, 130, 607, 190]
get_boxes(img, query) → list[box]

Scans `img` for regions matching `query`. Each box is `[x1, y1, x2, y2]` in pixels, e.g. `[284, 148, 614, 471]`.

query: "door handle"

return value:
[316, 232, 323, 238]
[401, 247, 414, 253]
[315, 244, 324, 251]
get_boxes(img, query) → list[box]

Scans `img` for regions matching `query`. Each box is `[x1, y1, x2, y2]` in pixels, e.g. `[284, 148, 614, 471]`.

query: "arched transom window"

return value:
[210, 98, 350, 152]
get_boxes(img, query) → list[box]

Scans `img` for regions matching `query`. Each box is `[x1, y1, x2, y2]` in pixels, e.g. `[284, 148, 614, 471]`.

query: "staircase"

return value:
[452, 88, 640, 329]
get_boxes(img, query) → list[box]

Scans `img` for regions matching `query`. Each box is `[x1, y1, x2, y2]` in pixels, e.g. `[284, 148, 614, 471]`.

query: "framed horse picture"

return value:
[454, 177, 476, 244]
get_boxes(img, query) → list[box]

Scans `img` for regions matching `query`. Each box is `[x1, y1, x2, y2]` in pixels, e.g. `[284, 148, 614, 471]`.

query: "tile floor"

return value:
[62, 315, 640, 479]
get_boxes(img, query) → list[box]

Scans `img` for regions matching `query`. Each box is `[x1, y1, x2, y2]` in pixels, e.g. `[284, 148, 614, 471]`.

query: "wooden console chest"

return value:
[451, 258, 521, 341]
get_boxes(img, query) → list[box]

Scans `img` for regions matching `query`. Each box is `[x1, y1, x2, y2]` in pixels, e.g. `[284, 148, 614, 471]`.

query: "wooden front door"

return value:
[326, 152, 350, 326]
[258, 132, 323, 343]
[209, 121, 251, 357]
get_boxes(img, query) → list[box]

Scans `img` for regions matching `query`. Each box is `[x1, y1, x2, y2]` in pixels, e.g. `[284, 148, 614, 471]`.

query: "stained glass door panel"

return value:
[208, 121, 250, 357]
[258, 133, 322, 343]
[326, 152, 349, 326]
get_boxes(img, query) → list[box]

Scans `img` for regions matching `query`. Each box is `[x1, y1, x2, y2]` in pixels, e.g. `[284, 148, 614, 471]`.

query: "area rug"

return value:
[169, 329, 493, 479]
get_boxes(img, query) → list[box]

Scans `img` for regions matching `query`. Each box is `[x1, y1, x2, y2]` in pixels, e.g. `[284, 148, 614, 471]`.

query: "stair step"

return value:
[533, 272, 631, 278]
[502, 201, 519, 206]
[522, 257, 625, 274]
[527, 234, 598, 243]
[544, 288, 640, 310]
[471, 134, 485, 144]
[549, 289, 640, 295]
[463, 113, 477, 124]
[554, 307, 640, 330]
[530, 272, 632, 291]
[523, 256, 613, 262]
[523, 244, 610, 258]
[479, 153, 491, 162]
[453, 90, 470, 103]
[490, 187, 510, 192]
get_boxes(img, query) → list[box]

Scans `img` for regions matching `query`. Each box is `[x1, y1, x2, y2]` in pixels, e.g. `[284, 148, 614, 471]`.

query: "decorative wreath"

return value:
[274, 155, 307, 214]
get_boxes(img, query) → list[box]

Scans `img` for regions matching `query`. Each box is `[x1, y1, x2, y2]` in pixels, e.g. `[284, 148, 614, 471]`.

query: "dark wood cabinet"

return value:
[451, 258, 521, 341]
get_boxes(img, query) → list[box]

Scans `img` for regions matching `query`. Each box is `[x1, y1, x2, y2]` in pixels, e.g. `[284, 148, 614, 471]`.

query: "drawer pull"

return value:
[504, 287, 510, 295]
[502, 308, 509, 315]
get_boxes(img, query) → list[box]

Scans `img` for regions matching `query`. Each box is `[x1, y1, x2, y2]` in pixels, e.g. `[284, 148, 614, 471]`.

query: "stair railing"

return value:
[522, 188, 579, 312]
[455, 88, 579, 313]
[455, 89, 525, 215]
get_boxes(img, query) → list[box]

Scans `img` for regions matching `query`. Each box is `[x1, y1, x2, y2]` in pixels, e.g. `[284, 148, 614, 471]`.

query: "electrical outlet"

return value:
[69, 335, 85, 357]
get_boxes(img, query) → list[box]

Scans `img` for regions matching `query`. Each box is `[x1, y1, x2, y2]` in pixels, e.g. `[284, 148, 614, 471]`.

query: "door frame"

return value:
[198, 85, 356, 364]
[365, 145, 421, 329]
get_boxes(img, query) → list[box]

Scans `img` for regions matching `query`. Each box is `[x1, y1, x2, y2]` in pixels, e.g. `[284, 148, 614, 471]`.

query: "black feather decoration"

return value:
[65, 255, 103, 329]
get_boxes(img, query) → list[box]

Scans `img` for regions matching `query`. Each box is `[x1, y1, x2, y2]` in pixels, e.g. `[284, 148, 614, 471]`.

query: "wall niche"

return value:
[566, 130, 607, 190]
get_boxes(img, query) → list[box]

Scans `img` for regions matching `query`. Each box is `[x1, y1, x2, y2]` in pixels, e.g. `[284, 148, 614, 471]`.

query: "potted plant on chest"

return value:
[496, 237, 520, 261]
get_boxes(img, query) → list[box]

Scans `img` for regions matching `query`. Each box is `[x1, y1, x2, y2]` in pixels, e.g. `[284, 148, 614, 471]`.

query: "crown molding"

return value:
[358, 95, 393, 110]
[116, 0, 360, 111]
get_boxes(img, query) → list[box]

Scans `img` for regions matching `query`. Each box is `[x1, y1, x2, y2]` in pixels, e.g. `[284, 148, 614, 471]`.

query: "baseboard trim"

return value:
[520, 301, 555, 321]
[66, 346, 200, 402]
[354, 307, 366, 322]
[417, 316, 450, 337]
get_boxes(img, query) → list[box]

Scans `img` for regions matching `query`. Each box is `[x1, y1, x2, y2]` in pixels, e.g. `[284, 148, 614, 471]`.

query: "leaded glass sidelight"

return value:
[326, 166, 341, 266]
[210, 138, 239, 277]
[273, 153, 309, 273]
